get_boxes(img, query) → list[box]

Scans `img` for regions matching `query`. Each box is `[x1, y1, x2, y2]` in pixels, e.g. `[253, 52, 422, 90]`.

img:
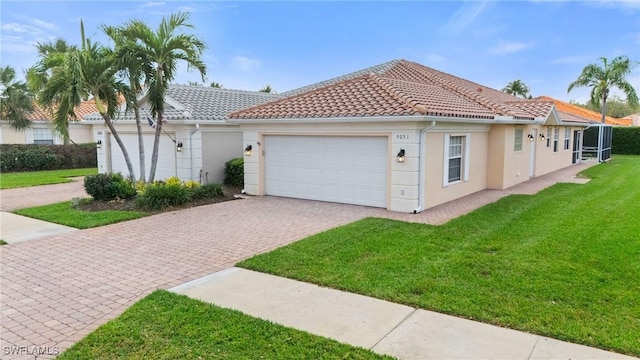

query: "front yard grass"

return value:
[0, 168, 97, 189]
[15, 201, 145, 229]
[238, 155, 640, 357]
[58, 290, 390, 360]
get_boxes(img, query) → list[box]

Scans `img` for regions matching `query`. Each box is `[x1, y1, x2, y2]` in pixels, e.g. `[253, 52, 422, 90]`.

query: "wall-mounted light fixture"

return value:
[528, 134, 535, 142]
[96, 140, 102, 149]
[397, 149, 406, 163]
[539, 133, 546, 142]
[176, 141, 183, 152]
[244, 144, 253, 156]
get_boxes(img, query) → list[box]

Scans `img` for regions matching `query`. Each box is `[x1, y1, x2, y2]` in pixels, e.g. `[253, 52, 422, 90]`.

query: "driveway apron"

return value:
[0, 197, 375, 358]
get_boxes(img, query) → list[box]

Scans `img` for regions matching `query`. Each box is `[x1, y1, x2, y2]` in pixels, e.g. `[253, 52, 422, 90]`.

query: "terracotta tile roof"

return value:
[25, 96, 126, 122]
[231, 59, 542, 120]
[535, 96, 631, 126]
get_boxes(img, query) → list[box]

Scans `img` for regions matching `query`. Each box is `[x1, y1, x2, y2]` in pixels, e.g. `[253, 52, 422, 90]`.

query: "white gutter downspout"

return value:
[189, 124, 200, 181]
[413, 120, 437, 214]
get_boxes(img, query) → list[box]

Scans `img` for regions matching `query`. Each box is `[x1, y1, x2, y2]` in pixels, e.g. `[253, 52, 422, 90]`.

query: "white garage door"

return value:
[265, 136, 388, 208]
[109, 133, 176, 180]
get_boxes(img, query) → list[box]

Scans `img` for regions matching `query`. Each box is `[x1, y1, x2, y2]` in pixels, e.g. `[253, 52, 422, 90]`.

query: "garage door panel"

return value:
[109, 133, 175, 180]
[265, 136, 388, 208]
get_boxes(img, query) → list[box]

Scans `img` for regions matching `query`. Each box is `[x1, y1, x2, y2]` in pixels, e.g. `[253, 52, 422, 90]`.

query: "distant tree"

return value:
[210, 81, 223, 88]
[188, 81, 202, 86]
[571, 96, 638, 118]
[117, 12, 206, 182]
[259, 84, 273, 93]
[501, 80, 531, 99]
[568, 56, 639, 123]
[0, 65, 34, 130]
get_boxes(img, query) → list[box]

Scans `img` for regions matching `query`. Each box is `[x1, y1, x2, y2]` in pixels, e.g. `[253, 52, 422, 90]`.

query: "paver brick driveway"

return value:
[0, 197, 380, 358]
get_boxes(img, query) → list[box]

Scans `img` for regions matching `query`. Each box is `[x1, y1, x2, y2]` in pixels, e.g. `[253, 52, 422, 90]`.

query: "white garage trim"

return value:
[263, 135, 389, 208]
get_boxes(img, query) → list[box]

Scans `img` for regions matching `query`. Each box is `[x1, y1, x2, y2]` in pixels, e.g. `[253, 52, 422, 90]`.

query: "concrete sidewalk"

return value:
[171, 267, 637, 360]
[0, 212, 77, 243]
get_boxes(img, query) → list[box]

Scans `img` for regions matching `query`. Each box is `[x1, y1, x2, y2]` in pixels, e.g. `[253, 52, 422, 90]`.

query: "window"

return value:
[564, 128, 570, 150]
[443, 134, 470, 186]
[546, 127, 551, 148]
[448, 136, 463, 182]
[33, 128, 54, 145]
[553, 127, 559, 152]
[514, 126, 523, 152]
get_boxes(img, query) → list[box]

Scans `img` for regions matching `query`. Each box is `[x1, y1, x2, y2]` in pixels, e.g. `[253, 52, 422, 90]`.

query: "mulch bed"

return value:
[77, 185, 243, 213]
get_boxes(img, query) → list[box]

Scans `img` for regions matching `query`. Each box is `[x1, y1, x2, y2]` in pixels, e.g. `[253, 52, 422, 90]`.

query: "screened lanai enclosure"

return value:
[582, 124, 612, 162]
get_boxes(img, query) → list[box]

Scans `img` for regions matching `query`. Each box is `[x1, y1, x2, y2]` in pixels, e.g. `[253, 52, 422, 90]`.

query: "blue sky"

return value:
[1, 1, 639, 104]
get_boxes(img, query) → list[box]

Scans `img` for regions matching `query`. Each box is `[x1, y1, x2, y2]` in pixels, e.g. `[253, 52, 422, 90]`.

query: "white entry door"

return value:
[264, 136, 388, 208]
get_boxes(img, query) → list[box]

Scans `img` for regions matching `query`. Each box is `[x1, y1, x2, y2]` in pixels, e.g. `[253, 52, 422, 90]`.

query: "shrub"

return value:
[0, 144, 97, 172]
[224, 158, 244, 186]
[136, 182, 190, 211]
[84, 173, 136, 201]
[612, 126, 640, 155]
[190, 183, 224, 200]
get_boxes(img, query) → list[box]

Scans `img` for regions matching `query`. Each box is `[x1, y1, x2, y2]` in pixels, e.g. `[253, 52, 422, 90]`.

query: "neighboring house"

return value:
[0, 100, 96, 145]
[229, 59, 590, 213]
[83, 85, 281, 183]
[536, 96, 632, 126]
[623, 113, 640, 126]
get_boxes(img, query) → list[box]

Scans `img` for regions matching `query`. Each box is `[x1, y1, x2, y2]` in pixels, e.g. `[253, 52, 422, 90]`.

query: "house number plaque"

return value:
[395, 133, 411, 140]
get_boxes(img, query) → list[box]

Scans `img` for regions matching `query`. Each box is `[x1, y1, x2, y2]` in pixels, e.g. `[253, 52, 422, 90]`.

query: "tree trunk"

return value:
[147, 66, 164, 183]
[601, 92, 607, 123]
[133, 104, 146, 183]
[101, 112, 136, 183]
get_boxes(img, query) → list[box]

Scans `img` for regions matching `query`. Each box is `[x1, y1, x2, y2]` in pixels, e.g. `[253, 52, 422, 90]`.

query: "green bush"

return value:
[84, 173, 136, 201]
[224, 158, 244, 186]
[136, 183, 190, 211]
[612, 127, 640, 155]
[0, 144, 97, 172]
[190, 183, 224, 200]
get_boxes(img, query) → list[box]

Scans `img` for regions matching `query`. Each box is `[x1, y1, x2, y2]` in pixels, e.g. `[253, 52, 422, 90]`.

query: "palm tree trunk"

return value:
[101, 112, 136, 182]
[133, 105, 146, 183]
[147, 66, 164, 183]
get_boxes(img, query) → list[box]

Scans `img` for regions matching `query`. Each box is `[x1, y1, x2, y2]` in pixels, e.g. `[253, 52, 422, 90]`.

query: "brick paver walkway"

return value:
[0, 177, 87, 212]
[0, 162, 595, 358]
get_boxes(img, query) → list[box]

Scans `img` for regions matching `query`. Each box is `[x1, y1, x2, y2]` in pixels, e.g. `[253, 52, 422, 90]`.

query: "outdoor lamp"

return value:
[539, 133, 546, 142]
[176, 142, 183, 152]
[244, 144, 253, 156]
[528, 134, 535, 142]
[96, 140, 102, 149]
[396, 149, 406, 163]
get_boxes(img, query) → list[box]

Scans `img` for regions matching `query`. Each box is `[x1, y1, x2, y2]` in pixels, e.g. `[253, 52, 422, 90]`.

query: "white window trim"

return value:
[514, 126, 523, 152]
[564, 127, 571, 150]
[553, 127, 559, 153]
[443, 133, 470, 187]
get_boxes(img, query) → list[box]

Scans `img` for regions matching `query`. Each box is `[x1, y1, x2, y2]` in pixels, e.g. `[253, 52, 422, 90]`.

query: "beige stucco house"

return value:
[83, 85, 280, 183]
[229, 59, 590, 213]
[0, 101, 95, 145]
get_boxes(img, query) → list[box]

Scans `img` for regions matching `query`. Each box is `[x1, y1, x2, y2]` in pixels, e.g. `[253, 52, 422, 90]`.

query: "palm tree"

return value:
[36, 23, 137, 181]
[568, 56, 639, 123]
[501, 80, 530, 99]
[103, 24, 154, 182]
[0, 66, 34, 130]
[27, 38, 79, 143]
[118, 12, 206, 182]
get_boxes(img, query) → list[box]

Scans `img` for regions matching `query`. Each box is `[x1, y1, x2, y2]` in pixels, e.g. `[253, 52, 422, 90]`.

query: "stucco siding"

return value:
[201, 131, 243, 184]
[423, 130, 488, 209]
[534, 125, 575, 176]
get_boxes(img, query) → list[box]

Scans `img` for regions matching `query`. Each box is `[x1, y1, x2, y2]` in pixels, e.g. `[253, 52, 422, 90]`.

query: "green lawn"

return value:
[239, 156, 640, 357]
[0, 168, 97, 189]
[59, 290, 391, 360]
[15, 201, 146, 229]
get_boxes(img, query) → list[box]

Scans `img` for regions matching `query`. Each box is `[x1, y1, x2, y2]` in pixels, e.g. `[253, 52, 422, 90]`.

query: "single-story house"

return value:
[83, 85, 280, 183]
[229, 59, 591, 213]
[0, 100, 97, 145]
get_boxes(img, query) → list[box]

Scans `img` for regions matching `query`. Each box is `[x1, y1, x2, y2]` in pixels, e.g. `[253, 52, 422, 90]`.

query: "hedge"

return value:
[612, 127, 640, 155]
[0, 143, 97, 172]
[224, 158, 244, 186]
